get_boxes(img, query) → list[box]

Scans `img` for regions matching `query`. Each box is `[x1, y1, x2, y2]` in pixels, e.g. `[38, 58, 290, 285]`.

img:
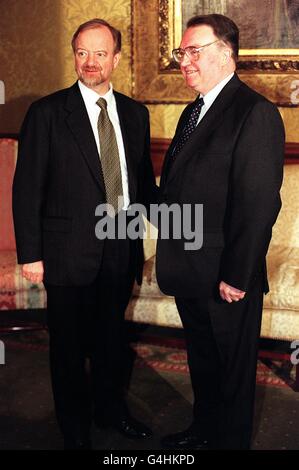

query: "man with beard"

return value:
[13, 19, 156, 449]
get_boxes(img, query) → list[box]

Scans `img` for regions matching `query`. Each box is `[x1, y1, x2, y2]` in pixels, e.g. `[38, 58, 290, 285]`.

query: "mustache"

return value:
[82, 67, 100, 72]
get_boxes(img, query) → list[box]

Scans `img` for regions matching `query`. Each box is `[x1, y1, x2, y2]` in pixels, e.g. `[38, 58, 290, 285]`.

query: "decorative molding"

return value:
[133, 0, 299, 105]
[130, 0, 135, 98]
[0, 133, 19, 140]
[157, 1, 299, 75]
[285, 142, 299, 163]
[159, 0, 170, 70]
[161, 58, 299, 74]
[237, 59, 299, 72]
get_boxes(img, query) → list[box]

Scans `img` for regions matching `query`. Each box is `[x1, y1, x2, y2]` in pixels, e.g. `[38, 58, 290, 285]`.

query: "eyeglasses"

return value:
[172, 40, 220, 63]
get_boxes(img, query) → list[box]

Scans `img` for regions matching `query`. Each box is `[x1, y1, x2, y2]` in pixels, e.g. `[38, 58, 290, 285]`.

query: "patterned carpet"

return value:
[132, 335, 297, 390]
[3, 328, 297, 391]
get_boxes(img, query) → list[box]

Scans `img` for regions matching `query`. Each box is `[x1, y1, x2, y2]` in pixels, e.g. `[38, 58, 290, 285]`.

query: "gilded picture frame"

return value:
[132, 0, 299, 104]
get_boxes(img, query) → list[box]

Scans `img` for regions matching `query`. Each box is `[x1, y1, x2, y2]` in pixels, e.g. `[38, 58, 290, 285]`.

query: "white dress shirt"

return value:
[197, 72, 234, 124]
[78, 80, 130, 210]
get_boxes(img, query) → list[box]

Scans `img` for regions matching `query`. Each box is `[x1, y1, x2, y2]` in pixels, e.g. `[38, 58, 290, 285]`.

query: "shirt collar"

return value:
[200, 72, 234, 108]
[78, 80, 114, 107]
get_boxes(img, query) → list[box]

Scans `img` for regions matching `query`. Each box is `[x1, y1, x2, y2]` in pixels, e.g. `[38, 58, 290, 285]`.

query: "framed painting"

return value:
[132, 0, 299, 104]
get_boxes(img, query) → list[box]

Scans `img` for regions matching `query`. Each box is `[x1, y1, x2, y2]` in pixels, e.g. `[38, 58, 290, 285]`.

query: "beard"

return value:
[77, 68, 104, 88]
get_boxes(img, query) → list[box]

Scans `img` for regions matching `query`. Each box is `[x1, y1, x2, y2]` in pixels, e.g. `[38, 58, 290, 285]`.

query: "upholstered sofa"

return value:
[0, 139, 46, 311]
[1, 138, 299, 350]
[127, 163, 299, 347]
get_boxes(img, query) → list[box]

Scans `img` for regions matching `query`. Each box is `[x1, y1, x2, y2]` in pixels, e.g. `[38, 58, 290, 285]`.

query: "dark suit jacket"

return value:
[156, 74, 285, 299]
[13, 82, 156, 286]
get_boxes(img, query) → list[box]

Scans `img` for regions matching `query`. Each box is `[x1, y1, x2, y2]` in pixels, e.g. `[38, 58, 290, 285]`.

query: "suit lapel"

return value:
[64, 83, 106, 192]
[165, 74, 242, 185]
[160, 103, 194, 190]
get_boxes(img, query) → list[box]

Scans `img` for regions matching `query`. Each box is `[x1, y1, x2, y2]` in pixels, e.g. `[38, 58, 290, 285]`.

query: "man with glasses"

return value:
[156, 14, 285, 449]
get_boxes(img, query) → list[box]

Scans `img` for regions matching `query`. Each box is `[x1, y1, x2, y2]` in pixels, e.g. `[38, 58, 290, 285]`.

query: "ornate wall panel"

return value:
[132, 0, 299, 141]
[147, 104, 185, 138]
[0, 0, 63, 133]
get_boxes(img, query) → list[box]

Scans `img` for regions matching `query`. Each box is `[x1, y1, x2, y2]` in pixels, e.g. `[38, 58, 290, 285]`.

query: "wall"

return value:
[0, 0, 62, 133]
[0, 0, 298, 141]
[0, 0, 131, 133]
[147, 101, 299, 142]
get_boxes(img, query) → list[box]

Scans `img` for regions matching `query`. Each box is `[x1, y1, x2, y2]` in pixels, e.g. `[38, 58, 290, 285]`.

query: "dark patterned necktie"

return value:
[97, 97, 123, 213]
[172, 97, 204, 158]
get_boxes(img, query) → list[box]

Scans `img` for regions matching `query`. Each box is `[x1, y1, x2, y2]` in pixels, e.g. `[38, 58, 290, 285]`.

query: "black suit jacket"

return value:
[13, 82, 156, 286]
[156, 74, 285, 299]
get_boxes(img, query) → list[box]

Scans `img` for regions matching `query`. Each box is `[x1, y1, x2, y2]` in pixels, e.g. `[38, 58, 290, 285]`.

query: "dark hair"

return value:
[187, 14, 239, 62]
[71, 18, 121, 53]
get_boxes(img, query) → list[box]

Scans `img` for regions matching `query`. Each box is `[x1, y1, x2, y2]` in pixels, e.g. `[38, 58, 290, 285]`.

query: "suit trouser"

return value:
[175, 274, 264, 449]
[44, 237, 135, 439]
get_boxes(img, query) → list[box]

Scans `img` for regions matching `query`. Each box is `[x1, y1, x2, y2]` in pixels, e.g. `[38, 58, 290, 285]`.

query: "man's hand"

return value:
[21, 261, 44, 284]
[219, 281, 246, 303]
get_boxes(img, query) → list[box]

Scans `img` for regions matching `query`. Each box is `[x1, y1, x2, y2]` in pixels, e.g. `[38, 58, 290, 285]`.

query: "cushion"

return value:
[0, 139, 17, 250]
[261, 308, 299, 341]
[126, 295, 181, 328]
[271, 164, 299, 248]
[0, 251, 46, 310]
[265, 245, 299, 311]
[261, 244, 299, 340]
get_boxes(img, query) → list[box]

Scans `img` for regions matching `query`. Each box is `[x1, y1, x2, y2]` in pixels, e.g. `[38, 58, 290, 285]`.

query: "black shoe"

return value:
[95, 414, 152, 439]
[115, 415, 153, 439]
[161, 426, 208, 450]
[63, 435, 92, 450]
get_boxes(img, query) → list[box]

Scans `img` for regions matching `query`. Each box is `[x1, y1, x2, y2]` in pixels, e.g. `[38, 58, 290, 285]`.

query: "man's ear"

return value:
[113, 52, 121, 69]
[221, 47, 231, 65]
